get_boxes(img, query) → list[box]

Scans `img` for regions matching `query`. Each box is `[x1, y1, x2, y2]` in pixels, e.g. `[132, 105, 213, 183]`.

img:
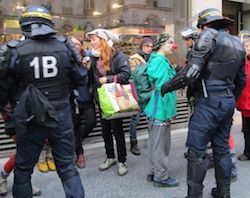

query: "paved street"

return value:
[1, 111, 250, 198]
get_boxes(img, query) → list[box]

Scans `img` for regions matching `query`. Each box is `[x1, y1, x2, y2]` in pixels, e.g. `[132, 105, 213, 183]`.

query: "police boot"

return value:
[186, 149, 208, 198]
[130, 140, 140, 155]
[212, 153, 231, 198]
[211, 179, 230, 198]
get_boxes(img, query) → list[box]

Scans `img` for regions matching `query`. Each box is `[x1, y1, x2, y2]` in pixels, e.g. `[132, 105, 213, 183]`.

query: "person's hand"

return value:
[99, 77, 107, 84]
[82, 57, 91, 69]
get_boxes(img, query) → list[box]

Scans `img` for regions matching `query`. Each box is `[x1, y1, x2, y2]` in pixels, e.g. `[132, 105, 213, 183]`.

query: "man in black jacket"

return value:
[0, 5, 86, 198]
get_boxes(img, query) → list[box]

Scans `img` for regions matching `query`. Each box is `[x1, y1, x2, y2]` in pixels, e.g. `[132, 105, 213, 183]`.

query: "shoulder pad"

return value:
[192, 28, 217, 57]
[65, 37, 82, 64]
[7, 40, 21, 48]
[195, 28, 217, 51]
[55, 35, 67, 42]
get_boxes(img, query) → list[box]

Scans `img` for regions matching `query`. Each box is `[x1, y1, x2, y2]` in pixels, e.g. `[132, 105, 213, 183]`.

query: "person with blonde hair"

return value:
[86, 29, 131, 176]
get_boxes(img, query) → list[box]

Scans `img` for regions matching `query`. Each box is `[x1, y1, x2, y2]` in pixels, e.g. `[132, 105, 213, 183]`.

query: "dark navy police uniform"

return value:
[0, 5, 86, 198]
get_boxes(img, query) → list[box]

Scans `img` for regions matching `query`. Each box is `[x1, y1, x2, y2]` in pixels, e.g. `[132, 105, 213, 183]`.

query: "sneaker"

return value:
[47, 159, 56, 171]
[32, 185, 42, 196]
[98, 158, 117, 171]
[0, 174, 7, 196]
[238, 154, 250, 161]
[76, 154, 86, 169]
[37, 160, 49, 173]
[130, 140, 141, 155]
[153, 177, 179, 187]
[117, 162, 128, 176]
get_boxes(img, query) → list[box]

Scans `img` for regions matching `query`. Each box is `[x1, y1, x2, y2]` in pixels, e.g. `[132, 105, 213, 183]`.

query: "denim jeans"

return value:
[13, 105, 84, 198]
[129, 113, 140, 141]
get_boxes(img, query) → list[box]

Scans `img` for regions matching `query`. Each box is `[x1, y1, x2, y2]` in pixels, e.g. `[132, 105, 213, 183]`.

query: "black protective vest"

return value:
[204, 31, 245, 83]
[14, 38, 71, 101]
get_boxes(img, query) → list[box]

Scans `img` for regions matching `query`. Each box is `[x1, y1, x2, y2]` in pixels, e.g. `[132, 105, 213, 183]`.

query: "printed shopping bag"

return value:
[97, 82, 139, 119]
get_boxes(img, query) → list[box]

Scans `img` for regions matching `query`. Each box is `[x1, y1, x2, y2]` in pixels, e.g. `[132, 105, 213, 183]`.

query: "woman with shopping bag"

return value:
[86, 29, 131, 176]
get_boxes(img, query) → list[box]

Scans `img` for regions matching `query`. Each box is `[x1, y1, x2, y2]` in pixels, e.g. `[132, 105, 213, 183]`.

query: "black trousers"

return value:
[74, 101, 96, 155]
[242, 116, 250, 158]
[100, 117, 127, 163]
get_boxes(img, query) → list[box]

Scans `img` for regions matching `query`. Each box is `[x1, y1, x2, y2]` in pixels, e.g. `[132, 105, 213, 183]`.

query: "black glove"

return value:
[174, 65, 182, 73]
[161, 82, 170, 97]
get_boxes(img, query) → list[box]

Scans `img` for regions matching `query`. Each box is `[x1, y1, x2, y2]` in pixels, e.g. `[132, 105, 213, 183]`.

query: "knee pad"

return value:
[58, 168, 79, 181]
[186, 149, 208, 176]
[186, 149, 208, 161]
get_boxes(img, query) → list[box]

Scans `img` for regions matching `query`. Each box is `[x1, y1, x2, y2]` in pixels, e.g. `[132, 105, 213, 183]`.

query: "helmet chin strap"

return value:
[21, 25, 32, 38]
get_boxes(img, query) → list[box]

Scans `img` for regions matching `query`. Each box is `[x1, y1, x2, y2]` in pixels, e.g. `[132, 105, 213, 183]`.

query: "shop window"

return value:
[153, 0, 158, 7]
[84, 0, 95, 16]
[62, 0, 72, 15]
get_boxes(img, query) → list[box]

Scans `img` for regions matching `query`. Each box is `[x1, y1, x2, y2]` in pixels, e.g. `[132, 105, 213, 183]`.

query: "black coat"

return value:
[89, 50, 131, 102]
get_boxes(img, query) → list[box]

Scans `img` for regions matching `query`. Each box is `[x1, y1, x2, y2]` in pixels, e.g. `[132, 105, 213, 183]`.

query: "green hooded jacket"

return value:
[144, 52, 176, 121]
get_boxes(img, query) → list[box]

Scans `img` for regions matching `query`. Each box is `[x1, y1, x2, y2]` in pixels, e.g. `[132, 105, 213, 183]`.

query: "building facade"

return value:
[1, 0, 250, 60]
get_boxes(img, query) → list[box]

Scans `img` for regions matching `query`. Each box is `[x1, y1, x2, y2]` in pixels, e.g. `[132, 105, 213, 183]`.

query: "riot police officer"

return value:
[161, 8, 246, 198]
[0, 5, 86, 198]
[179, 26, 199, 61]
[179, 26, 199, 103]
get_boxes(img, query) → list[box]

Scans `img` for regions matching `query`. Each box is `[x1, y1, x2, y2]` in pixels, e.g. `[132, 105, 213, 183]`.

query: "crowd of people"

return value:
[0, 4, 249, 198]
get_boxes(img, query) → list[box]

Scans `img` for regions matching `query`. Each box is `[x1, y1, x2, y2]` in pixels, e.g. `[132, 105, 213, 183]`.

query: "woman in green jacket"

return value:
[144, 33, 179, 188]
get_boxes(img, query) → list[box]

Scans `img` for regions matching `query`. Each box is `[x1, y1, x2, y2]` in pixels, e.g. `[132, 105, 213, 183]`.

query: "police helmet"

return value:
[180, 27, 198, 40]
[19, 5, 56, 37]
[197, 8, 233, 29]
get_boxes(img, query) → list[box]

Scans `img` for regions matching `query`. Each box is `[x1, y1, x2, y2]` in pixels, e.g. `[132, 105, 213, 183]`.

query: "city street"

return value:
[0, 1, 249, 198]
[1, 111, 250, 198]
